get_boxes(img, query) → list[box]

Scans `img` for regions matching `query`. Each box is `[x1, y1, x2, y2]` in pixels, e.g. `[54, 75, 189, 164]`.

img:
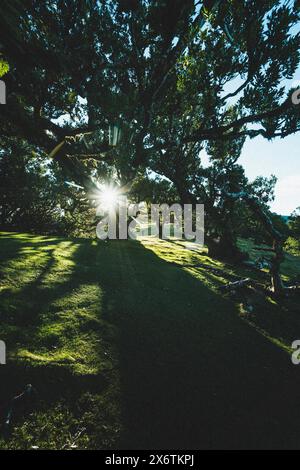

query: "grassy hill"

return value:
[0, 232, 300, 449]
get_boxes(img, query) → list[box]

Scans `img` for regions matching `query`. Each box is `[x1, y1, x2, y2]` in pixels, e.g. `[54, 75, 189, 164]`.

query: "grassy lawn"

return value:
[0, 232, 300, 449]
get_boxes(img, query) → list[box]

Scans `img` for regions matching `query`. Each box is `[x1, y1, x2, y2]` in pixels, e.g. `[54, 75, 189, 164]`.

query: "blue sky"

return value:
[219, 68, 300, 215]
[201, 130, 300, 215]
[239, 133, 300, 215]
[237, 9, 300, 215]
[215, 7, 300, 216]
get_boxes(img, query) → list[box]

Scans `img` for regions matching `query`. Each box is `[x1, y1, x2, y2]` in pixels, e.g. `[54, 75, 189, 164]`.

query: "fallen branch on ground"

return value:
[220, 278, 252, 291]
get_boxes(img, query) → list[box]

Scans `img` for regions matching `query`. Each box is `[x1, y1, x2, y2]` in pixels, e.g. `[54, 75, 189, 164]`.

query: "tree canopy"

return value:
[1, 0, 300, 191]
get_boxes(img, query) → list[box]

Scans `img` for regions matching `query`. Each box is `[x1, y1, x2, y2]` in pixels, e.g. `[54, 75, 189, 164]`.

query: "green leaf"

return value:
[0, 59, 10, 78]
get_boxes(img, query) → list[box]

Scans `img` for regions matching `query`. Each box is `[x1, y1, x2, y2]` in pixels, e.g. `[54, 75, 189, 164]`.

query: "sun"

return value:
[97, 185, 120, 212]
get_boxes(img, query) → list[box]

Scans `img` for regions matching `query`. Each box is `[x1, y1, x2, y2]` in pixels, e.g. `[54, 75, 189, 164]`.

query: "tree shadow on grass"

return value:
[92, 239, 300, 450]
[0, 235, 79, 333]
[0, 235, 108, 427]
[1, 234, 300, 449]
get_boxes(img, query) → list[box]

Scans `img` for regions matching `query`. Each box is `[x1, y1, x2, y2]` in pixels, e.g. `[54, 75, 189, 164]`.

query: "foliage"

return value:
[0, 138, 95, 236]
[0, 59, 9, 78]
[0, 1, 299, 189]
[286, 207, 300, 254]
[129, 173, 178, 205]
[289, 206, 300, 239]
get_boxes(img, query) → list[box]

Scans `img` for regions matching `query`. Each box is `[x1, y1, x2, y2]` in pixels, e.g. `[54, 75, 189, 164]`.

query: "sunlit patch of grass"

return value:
[142, 236, 300, 346]
[0, 232, 120, 449]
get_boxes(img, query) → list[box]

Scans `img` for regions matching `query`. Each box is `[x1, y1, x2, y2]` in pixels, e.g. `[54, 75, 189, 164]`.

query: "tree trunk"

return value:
[270, 239, 285, 295]
[206, 232, 246, 262]
[158, 213, 163, 239]
[224, 191, 286, 297]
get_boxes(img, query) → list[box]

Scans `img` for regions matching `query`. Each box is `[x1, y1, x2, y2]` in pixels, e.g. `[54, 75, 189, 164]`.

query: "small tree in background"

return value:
[286, 207, 300, 255]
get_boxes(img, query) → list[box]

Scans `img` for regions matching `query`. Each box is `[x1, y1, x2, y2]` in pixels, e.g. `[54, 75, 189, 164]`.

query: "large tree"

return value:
[1, 1, 299, 189]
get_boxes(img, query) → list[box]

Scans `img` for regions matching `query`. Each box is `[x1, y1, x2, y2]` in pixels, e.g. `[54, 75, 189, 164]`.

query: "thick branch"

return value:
[184, 98, 292, 143]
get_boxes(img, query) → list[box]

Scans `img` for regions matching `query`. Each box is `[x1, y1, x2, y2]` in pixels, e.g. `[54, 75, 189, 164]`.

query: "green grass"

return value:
[285, 236, 300, 258]
[0, 232, 300, 449]
[238, 237, 300, 280]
